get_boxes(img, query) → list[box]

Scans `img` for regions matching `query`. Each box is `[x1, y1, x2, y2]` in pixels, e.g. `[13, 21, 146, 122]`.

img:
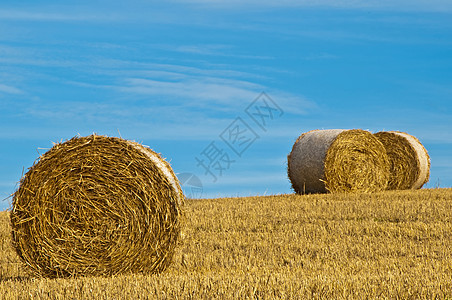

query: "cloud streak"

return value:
[118, 77, 261, 103]
[0, 10, 123, 22]
[171, 0, 452, 12]
[172, 44, 274, 60]
[0, 84, 24, 95]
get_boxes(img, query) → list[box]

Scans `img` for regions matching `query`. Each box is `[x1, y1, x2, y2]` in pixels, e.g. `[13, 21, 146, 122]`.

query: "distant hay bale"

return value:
[287, 129, 390, 194]
[374, 131, 430, 190]
[10, 135, 183, 278]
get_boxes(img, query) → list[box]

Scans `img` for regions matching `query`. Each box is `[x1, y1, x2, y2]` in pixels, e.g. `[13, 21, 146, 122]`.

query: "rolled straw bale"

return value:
[287, 129, 390, 194]
[374, 131, 430, 190]
[10, 135, 183, 278]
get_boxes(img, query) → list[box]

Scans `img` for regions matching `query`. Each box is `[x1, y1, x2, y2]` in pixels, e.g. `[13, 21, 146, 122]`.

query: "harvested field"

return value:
[1, 188, 452, 298]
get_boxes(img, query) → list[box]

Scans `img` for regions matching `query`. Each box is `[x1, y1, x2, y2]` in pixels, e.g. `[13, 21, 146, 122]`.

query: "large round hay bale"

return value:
[374, 131, 430, 190]
[10, 135, 183, 278]
[287, 129, 390, 194]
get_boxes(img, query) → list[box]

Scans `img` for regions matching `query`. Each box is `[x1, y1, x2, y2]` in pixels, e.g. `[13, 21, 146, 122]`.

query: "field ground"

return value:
[1, 188, 452, 299]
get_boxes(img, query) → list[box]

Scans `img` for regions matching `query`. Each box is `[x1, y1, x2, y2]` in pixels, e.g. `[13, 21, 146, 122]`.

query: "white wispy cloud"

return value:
[170, 0, 452, 12]
[118, 77, 261, 103]
[0, 10, 123, 22]
[416, 130, 452, 144]
[172, 44, 274, 60]
[0, 38, 315, 141]
[58, 57, 315, 115]
[0, 84, 23, 95]
[175, 44, 232, 55]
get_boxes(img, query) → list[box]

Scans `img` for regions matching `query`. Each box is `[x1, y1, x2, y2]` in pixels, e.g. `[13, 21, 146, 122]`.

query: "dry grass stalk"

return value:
[10, 134, 183, 278]
[2, 189, 452, 298]
[288, 129, 390, 194]
[374, 131, 430, 190]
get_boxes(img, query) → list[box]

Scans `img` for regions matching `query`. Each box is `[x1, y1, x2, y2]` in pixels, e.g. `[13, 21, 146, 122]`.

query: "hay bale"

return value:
[287, 129, 390, 194]
[374, 131, 430, 190]
[10, 135, 183, 278]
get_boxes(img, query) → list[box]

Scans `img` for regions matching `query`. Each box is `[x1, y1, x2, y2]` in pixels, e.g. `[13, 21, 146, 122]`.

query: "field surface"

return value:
[1, 188, 452, 299]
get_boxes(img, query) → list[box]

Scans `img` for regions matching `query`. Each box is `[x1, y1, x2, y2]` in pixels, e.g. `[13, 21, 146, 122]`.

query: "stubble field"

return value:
[1, 188, 451, 299]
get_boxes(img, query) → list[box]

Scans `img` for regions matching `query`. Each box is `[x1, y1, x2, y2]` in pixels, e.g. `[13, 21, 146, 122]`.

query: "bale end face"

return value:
[324, 129, 390, 193]
[10, 134, 184, 278]
[374, 131, 430, 190]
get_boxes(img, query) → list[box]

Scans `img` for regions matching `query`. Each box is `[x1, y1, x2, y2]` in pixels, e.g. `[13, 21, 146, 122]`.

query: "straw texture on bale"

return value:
[288, 129, 390, 194]
[374, 131, 430, 190]
[10, 135, 183, 278]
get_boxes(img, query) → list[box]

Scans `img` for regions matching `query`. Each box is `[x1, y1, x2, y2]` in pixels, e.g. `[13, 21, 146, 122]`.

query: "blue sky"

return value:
[1, 0, 451, 209]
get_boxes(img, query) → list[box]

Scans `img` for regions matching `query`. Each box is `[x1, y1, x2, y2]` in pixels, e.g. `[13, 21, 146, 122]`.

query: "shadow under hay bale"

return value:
[374, 131, 430, 190]
[288, 129, 390, 194]
[10, 135, 184, 278]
